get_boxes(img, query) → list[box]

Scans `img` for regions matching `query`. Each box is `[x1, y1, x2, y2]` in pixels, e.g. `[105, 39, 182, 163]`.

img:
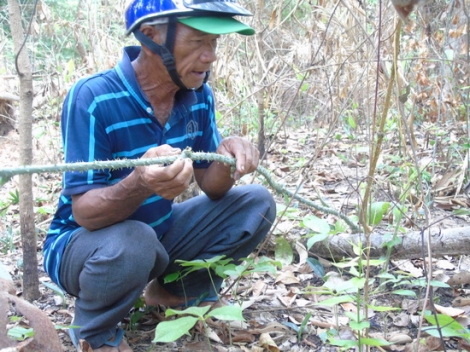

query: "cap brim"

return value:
[178, 17, 255, 36]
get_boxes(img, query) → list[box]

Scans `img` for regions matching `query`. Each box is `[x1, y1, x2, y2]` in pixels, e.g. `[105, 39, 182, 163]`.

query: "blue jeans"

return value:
[59, 184, 276, 348]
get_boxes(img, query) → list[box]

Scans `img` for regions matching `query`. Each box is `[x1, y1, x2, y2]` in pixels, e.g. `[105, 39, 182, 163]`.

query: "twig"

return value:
[0, 149, 360, 233]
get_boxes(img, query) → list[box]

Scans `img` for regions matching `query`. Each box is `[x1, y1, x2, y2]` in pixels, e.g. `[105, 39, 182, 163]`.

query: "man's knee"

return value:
[102, 220, 168, 276]
[240, 184, 276, 221]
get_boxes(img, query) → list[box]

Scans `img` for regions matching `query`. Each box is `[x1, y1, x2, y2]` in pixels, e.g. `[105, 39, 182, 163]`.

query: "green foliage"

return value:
[7, 315, 78, 342]
[367, 201, 390, 226]
[158, 255, 281, 346]
[275, 236, 293, 266]
[128, 296, 153, 331]
[306, 257, 325, 277]
[423, 311, 470, 341]
[298, 312, 311, 341]
[0, 227, 16, 254]
[8, 189, 19, 205]
[301, 241, 415, 350]
[300, 214, 330, 250]
[220, 256, 281, 279]
[165, 255, 281, 288]
[42, 281, 67, 308]
[8, 325, 34, 341]
[153, 305, 244, 344]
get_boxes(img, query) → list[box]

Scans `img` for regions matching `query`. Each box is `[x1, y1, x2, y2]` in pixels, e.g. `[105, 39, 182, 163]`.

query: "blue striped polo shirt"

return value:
[43, 46, 221, 288]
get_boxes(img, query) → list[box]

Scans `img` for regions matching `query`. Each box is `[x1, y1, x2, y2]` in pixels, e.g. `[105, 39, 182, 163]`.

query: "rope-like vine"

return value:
[0, 149, 360, 233]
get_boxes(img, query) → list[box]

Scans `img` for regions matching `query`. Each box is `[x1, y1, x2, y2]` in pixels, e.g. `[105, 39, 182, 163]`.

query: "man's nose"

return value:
[201, 45, 217, 63]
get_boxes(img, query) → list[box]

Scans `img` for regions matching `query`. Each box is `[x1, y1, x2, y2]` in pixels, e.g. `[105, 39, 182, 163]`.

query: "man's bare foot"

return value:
[79, 336, 132, 352]
[144, 279, 194, 307]
[144, 279, 227, 309]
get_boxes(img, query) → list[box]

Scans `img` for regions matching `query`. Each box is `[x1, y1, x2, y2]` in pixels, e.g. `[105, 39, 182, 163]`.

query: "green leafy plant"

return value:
[220, 256, 281, 299]
[165, 255, 281, 303]
[366, 201, 391, 226]
[153, 304, 244, 349]
[163, 255, 232, 303]
[42, 281, 67, 308]
[275, 236, 293, 266]
[0, 189, 20, 216]
[423, 310, 470, 341]
[302, 242, 406, 351]
[8, 325, 34, 341]
[0, 227, 16, 254]
[8, 315, 78, 342]
[128, 296, 154, 331]
[8, 189, 20, 205]
[157, 255, 281, 347]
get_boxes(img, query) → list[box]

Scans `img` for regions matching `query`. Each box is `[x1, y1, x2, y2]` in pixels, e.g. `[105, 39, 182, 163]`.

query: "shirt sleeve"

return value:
[61, 77, 113, 196]
[192, 85, 222, 169]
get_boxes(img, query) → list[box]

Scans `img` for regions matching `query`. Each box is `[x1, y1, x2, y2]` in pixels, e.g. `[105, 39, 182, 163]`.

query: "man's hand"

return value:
[216, 136, 260, 181]
[136, 145, 194, 199]
[72, 145, 193, 231]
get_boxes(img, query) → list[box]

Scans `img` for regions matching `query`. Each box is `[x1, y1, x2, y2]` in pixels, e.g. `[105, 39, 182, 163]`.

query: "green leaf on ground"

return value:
[208, 305, 244, 321]
[275, 236, 293, 266]
[307, 257, 325, 277]
[153, 316, 198, 343]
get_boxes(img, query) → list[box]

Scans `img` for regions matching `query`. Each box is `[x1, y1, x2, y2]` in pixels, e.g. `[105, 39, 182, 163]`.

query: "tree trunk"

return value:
[309, 226, 470, 260]
[255, 0, 266, 158]
[7, 0, 40, 301]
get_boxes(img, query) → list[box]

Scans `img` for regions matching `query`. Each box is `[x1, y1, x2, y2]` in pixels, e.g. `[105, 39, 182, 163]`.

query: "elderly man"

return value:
[43, 0, 276, 351]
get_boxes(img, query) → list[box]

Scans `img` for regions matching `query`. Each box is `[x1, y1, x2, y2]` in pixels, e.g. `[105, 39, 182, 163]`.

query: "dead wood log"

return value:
[309, 226, 470, 260]
[0, 262, 62, 352]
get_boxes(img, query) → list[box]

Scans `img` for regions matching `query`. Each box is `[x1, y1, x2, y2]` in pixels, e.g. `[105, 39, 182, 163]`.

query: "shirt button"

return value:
[146, 107, 153, 114]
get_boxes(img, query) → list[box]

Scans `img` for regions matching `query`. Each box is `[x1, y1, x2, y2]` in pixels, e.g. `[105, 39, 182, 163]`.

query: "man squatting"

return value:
[43, 0, 276, 351]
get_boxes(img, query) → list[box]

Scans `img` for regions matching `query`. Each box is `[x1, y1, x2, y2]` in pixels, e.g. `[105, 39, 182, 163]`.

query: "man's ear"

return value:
[140, 25, 164, 45]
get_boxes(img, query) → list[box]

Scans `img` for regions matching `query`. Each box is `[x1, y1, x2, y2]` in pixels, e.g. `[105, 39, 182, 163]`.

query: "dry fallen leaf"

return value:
[185, 341, 213, 351]
[242, 346, 264, 352]
[404, 336, 443, 352]
[338, 327, 356, 341]
[276, 290, 297, 307]
[401, 299, 420, 314]
[448, 271, 470, 286]
[275, 270, 300, 285]
[392, 259, 423, 277]
[453, 297, 470, 307]
[251, 280, 267, 297]
[230, 330, 256, 343]
[393, 312, 411, 327]
[458, 339, 470, 352]
[259, 332, 280, 352]
[340, 302, 357, 313]
[387, 332, 413, 344]
[436, 259, 455, 270]
[434, 303, 465, 318]
[294, 242, 308, 265]
[206, 326, 223, 343]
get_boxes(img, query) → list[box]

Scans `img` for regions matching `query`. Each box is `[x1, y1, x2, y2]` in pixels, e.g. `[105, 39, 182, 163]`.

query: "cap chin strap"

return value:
[133, 17, 209, 92]
[133, 29, 188, 91]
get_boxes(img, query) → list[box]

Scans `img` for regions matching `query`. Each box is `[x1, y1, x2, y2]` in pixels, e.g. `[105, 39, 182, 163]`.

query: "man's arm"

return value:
[72, 145, 194, 231]
[194, 136, 260, 200]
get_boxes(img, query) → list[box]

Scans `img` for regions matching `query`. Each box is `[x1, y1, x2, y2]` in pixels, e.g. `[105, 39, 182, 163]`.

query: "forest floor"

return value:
[2, 120, 470, 352]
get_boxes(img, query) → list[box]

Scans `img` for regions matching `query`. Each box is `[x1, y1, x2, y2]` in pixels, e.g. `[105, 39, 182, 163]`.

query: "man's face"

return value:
[172, 23, 219, 89]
